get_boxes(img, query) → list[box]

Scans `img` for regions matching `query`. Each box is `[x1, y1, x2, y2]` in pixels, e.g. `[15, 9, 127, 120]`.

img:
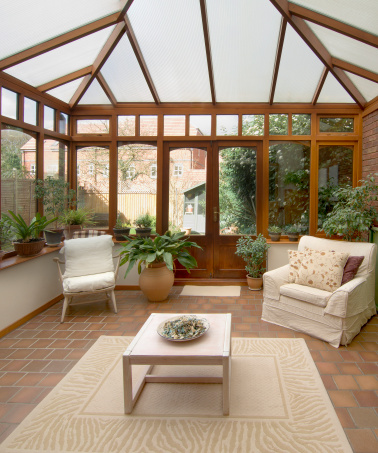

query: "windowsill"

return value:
[0, 245, 63, 271]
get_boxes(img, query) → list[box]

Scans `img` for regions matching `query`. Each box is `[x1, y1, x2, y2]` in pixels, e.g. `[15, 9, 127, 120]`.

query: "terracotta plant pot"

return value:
[139, 262, 174, 302]
[246, 274, 263, 291]
[287, 232, 299, 242]
[268, 232, 281, 242]
[13, 239, 45, 257]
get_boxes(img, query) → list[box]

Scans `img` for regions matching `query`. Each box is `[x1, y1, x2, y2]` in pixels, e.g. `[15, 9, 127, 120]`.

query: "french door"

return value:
[163, 141, 262, 279]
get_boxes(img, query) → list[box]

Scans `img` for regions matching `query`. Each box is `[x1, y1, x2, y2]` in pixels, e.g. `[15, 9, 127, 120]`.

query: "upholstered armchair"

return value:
[262, 236, 377, 347]
[54, 235, 120, 323]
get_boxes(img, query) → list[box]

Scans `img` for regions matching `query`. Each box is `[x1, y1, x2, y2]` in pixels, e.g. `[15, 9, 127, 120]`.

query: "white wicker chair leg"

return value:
[110, 290, 118, 313]
[61, 296, 70, 323]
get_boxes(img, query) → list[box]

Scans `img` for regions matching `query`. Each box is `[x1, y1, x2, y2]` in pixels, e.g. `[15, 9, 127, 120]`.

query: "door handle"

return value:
[213, 207, 219, 223]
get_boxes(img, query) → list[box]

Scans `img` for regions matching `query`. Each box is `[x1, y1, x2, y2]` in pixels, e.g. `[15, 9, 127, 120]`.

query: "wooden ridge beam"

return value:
[200, 0, 216, 105]
[37, 66, 92, 92]
[269, 0, 366, 109]
[312, 67, 328, 105]
[332, 58, 378, 83]
[124, 16, 160, 105]
[69, 22, 126, 108]
[269, 17, 287, 105]
[97, 72, 117, 106]
[288, 3, 378, 49]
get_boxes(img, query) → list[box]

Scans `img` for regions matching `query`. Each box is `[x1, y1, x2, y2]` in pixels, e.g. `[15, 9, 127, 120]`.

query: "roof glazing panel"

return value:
[317, 72, 355, 103]
[4, 27, 115, 87]
[345, 72, 378, 102]
[128, 0, 211, 102]
[206, 0, 282, 102]
[46, 78, 85, 104]
[79, 79, 112, 105]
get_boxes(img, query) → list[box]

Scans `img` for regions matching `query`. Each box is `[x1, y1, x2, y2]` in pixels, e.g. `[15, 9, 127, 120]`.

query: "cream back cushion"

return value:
[62, 235, 114, 278]
[296, 249, 349, 292]
[288, 250, 306, 283]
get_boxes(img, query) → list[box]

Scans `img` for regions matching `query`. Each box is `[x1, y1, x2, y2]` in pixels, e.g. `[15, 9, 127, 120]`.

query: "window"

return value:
[118, 116, 135, 136]
[164, 115, 185, 136]
[1, 88, 18, 119]
[30, 164, 36, 176]
[216, 115, 238, 136]
[173, 164, 183, 176]
[77, 119, 109, 134]
[59, 112, 69, 135]
[44, 139, 68, 180]
[242, 115, 264, 136]
[319, 117, 354, 133]
[292, 114, 311, 135]
[44, 106, 55, 131]
[189, 115, 211, 136]
[269, 114, 288, 135]
[88, 164, 94, 176]
[140, 115, 157, 136]
[150, 164, 157, 179]
[24, 97, 38, 125]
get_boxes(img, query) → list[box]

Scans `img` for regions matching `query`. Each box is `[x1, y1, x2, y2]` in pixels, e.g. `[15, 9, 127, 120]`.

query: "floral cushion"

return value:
[296, 249, 349, 292]
[288, 250, 306, 283]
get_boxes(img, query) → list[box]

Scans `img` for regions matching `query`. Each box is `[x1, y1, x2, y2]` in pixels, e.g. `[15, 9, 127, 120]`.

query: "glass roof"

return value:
[0, 0, 376, 107]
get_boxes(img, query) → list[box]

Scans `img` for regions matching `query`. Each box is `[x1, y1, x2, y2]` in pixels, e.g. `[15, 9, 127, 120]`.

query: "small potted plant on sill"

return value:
[284, 224, 300, 242]
[59, 208, 95, 239]
[1, 210, 58, 257]
[235, 234, 270, 291]
[120, 231, 202, 301]
[134, 213, 155, 237]
[268, 225, 282, 242]
[113, 216, 131, 241]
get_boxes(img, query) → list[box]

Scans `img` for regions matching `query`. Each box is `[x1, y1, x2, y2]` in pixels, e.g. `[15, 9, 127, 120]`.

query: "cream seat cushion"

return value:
[280, 283, 332, 308]
[63, 272, 115, 293]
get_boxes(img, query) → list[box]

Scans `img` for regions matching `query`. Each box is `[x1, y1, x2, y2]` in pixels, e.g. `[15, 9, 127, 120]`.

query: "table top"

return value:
[126, 313, 231, 359]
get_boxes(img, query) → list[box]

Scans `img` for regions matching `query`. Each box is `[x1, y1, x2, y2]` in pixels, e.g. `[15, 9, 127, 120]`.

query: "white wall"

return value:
[267, 242, 298, 271]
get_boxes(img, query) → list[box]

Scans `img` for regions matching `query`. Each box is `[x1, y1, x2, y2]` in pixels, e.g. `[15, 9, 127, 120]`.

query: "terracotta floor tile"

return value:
[355, 375, 378, 390]
[321, 375, 337, 390]
[336, 407, 355, 428]
[353, 391, 378, 407]
[349, 408, 378, 428]
[358, 363, 378, 375]
[334, 375, 359, 390]
[16, 373, 46, 387]
[361, 342, 378, 352]
[328, 390, 358, 407]
[9, 387, 44, 404]
[316, 362, 340, 375]
[21, 360, 49, 373]
[38, 373, 65, 387]
[320, 350, 343, 362]
[0, 373, 25, 386]
[346, 428, 378, 453]
[337, 363, 363, 375]
[339, 350, 363, 362]
[359, 351, 378, 362]
[1, 360, 30, 372]
[0, 387, 19, 403]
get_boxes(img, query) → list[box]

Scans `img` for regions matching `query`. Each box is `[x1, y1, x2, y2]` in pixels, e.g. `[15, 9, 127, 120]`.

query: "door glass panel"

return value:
[169, 147, 207, 235]
[219, 146, 257, 235]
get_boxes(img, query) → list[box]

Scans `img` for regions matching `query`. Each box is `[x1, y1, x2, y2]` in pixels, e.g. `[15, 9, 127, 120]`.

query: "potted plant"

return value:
[1, 210, 58, 257]
[235, 234, 270, 290]
[134, 213, 155, 237]
[0, 217, 14, 260]
[268, 225, 282, 242]
[120, 231, 202, 301]
[59, 208, 95, 239]
[113, 216, 131, 241]
[34, 177, 76, 246]
[322, 174, 378, 241]
[284, 224, 300, 242]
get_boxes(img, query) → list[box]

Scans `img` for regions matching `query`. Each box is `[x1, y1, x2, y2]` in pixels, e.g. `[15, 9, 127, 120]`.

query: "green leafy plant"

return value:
[1, 210, 58, 243]
[114, 216, 131, 229]
[322, 174, 378, 241]
[268, 225, 282, 233]
[284, 224, 300, 234]
[58, 208, 95, 226]
[0, 217, 14, 250]
[134, 213, 155, 229]
[235, 234, 270, 278]
[120, 231, 202, 277]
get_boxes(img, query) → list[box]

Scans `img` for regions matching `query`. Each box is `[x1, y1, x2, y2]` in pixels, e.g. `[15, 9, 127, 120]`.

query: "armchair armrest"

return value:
[325, 277, 367, 318]
[263, 264, 290, 300]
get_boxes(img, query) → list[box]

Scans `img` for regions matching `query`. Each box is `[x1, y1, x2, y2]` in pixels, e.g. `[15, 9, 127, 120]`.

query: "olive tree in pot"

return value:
[120, 231, 202, 301]
[236, 234, 270, 291]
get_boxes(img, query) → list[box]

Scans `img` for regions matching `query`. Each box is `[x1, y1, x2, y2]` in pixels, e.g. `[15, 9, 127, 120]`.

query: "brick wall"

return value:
[362, 109, 378, 211]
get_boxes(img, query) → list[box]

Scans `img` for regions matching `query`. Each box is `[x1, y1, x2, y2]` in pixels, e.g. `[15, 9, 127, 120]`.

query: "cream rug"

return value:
[180, 285, 241, 297]
[0, 336, 352, 453]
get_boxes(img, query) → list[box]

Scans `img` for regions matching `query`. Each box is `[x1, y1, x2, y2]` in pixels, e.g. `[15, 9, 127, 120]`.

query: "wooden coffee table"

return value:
[123, 313, 232, 415]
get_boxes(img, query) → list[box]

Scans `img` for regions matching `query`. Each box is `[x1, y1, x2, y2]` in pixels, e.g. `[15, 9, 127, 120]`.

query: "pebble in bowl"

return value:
[157, 315, 210, 341]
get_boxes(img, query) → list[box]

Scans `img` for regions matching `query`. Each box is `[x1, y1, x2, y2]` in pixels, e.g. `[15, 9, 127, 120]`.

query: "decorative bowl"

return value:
[157, 315, 210, 342]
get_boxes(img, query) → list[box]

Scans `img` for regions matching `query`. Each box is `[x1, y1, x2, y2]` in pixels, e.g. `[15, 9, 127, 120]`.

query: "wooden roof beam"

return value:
[69, 22, 126, 108]
[124, 17, 160, 105]
[97, 72, 117, 106]
[332, 58, 378, 83]
[269, 17, 287, 105]
[269, 0, 366, 108]
[200, 0, 216, 105]
[312, 67, 328, 105]
[288, 3, 378, 49]
[37, 66, 92, 92]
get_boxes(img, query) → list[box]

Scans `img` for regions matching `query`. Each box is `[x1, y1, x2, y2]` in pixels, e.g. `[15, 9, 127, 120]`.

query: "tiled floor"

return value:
[0, 287, 377, 453]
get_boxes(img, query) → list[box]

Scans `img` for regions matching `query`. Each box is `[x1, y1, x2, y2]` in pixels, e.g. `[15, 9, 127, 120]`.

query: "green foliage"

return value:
[120, 231, 202, 277]
[284, 224, 300, 234]
[322, 174, 378, 241]
[0, 218, 14, 250]
[1, 210, 57, 243]
[268, 225, 282, 233]
[134, 213, 155, 228]
[58, 208, 95, 226]
[235, 234, 270, 278]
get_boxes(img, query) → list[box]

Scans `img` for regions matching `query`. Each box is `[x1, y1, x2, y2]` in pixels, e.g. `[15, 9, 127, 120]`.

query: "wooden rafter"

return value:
[124, 16, 160, 105]
[312, 67, 329, 105]
[269, 17, 287, 105]
[269, 0, 366, 108]
[37, 66, 92, 92]
[200, 0, 216, 105]
[118, 0, 135, 20]
[288, 3, 378, 49]
[0, 13, 121, 71]
[97, 72, 117, 106]
[332, 58, 378, 84]
[69, 22, 126, 108]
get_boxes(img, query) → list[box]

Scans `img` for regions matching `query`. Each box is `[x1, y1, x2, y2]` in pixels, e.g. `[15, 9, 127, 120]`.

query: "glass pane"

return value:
[79, 78, 111, 105]
[1, 88, 18, 120]
[269, 142, 310, 233]
[77, 146, 109, 229]
[242, 115, 264, 136]
[59, 112, 69, 135]
[46, 77, 84, 104]
[1, 125, 37, 250]
[77, 119, 109, 134]
[44, 106, 55, 131]
[269, 114, 288, 135]
[317, 72, 355, 103]
[346, 72, 378, 103]
[169, 147, 207, 234]
[117, 143, 157, 232]
[140, 115, 157, 136]
[219, 146, 257, 235]
[189, 115, 211, 136]
[44, 140, 68, 180]
[24, 97, 38, 125]
[118, 116, 135, 136]
[292, 114, 311, 135]
[164, 115, 185, 136]
[319, 118, 354, 133]
[128, 0, 211, 102]
[216, 115, 238, 136]
[318, 145, 353, 228]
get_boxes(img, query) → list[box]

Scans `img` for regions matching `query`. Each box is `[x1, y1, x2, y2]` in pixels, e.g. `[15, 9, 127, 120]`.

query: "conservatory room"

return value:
[0, 1, 377, 452]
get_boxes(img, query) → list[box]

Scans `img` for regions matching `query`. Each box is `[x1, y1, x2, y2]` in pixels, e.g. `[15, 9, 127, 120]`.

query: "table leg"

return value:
[223, 355, 231, 416]
[123, 353, 133, 414]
